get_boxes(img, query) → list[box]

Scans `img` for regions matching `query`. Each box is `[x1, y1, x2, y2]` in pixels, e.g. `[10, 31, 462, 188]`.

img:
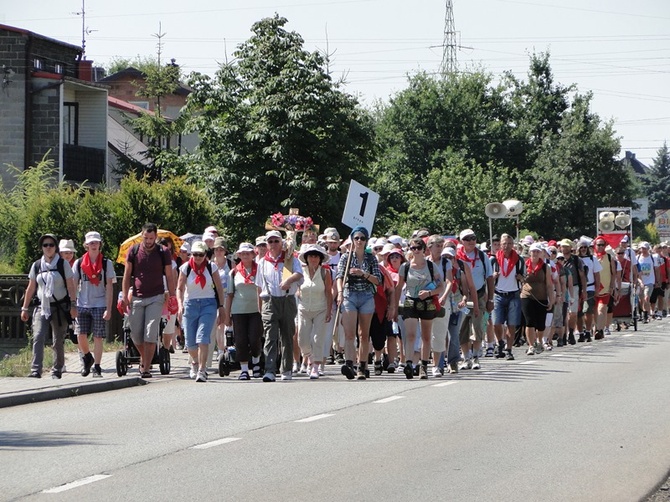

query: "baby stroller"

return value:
[116, 317, 171, 376]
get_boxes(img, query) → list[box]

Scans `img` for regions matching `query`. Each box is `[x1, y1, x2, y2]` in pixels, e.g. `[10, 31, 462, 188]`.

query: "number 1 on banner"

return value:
[342, 180, 379, 234]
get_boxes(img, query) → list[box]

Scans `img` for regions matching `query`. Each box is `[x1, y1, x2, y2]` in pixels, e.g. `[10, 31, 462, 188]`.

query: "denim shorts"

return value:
[492, 291, 521, 326]
[341, 291, 375, 315]
[183, 297, 218, 348]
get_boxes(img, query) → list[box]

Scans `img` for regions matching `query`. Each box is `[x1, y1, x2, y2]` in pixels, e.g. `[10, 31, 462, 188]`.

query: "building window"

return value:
[33, 59, 42, 70]
[129, 101, 149, 109]
[54, 64, 63, 74]
[63, 102, 79, 145]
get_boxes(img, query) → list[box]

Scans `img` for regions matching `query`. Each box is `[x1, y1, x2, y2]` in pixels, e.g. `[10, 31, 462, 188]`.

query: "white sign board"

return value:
[341, 180, 379, 234]
[632, 197, 649, 221]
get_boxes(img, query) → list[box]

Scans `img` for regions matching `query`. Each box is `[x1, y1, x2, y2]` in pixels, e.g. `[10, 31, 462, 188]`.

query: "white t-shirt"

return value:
[638, 254, 656, 286]
[179, 261, 220, 300]
[580, 255, 602, 292]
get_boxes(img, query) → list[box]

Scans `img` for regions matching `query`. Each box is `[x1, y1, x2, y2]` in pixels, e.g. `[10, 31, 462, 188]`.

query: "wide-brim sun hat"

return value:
[298, 244, 328, 264]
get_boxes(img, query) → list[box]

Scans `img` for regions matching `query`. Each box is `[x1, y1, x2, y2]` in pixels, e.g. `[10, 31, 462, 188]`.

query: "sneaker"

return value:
[238, 370, 250, 380]
[195, 370, 207, 382]
[262, 372, 276, 382]
[281, 371, 293, 381]
[485, 347, 495, 357]
[292, 362, 299, 374]
[594, 330, 604, 340]
[252, 365, 262, 378]
[92, 365, 102, 378]
[432, 366, 442, 378]
[81, 352, 94, 377]
[374, 361, 383, 376]
[341, 364, 356, 380]
[51, 371, 62, 379]
[189, 363, 197, 379]
[506, 351, 515, 361]
[557, 337, 564, 347]
[534, 342, 543, 354]
[526, 346, 535, 355]
[404, 362, 414, 379]
[495, 346, 506, 358]
[472, 357, 481, 370]
[448, 362, 459, 374]
[568, 332, 576, 345]
[577, 332, 585, 343]
[28, 371, 41, 378]
[357, 367, 367, 380]
[419, 365, 428, 379]
[335, 352, 345, 365]
[543, 342, 552, 351]
[326, 354, 335, 365]
[310, 367, 319, 379]
[387, 362, 397, 373]
[169, 346, 175, 354]
[459, 359, 472, 371]
[585, 331, 592, 342]
[299, 363, 308, 374]
[318, 367, 324, 376]
[604, 327, 611, 336]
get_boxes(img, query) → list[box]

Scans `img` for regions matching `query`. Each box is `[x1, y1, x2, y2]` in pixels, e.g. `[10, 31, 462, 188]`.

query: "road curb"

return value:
[0, 377, 149, 408]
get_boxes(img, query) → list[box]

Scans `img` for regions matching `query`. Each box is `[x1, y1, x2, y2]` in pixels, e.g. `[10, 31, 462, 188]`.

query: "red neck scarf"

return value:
[236, 261, 258, 284]
[496, 249, 519, 277]
[457, 247, 478, 267]
[81, 252, 103, 286]
[525, 258, 543, 275]
[264, 252, 284, 270]
[189, 256, 208, 289]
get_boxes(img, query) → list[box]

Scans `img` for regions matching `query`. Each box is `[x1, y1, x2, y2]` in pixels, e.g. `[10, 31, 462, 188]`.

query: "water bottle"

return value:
[460, 305, 470, 316]
[392, 321, 400, 335]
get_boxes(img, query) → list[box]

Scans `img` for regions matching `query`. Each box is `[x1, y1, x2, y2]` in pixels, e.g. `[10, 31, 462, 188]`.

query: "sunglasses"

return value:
[192, 252, 206, 257]
[353, 236, 367, 241]
[389, 254, 402, 259]
[409, 246, 424, 251]
[596, 243, 606, 247]
[42, 242, 56, 248]
[373, 246, 383, 251]
[267, 239, 281, 244]
[462, 236, 476, 242]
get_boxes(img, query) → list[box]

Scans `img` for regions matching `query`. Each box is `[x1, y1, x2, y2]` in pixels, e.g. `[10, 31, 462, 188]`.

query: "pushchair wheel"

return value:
[158, 346, 171, 375]
[116, 351, 127, 377]
[219, 354, 230, 377]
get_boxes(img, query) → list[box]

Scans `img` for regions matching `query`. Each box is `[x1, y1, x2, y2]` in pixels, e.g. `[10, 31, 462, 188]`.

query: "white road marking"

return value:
[191, 437, 241, 450]
[42, 474, 111, 493]
[432, 381, 458, 388]
[373, 395, 405, 403]
[550, 354, 565, 357]
[294, 413, 334, 423]
[623, 334, 634, 337]
[520, 360, 535, 365]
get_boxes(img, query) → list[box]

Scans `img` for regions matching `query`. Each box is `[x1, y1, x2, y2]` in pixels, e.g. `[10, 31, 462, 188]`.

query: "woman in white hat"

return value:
[296, 244, 333, 379]
[177, 241, 226, 382]
[224, 242, 262, 380]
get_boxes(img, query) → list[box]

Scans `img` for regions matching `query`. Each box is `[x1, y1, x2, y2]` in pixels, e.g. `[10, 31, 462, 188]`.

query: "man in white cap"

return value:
[456, 229, 493, 370]
[255, 230, 304, 381]
[72, 231, 116, 377]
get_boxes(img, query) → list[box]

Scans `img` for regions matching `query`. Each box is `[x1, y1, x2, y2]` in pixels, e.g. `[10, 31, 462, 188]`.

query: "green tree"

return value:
[644, 142, 670, 214]
[184, 14, 374, 242]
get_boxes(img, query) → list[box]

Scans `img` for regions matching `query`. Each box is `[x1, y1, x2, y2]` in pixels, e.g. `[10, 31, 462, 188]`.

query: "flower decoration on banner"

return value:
[266, 209, 314, 232]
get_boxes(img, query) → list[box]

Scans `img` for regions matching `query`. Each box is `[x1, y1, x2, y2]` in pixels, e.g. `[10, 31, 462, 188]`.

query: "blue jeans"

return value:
[183, 297, 218, 348]
[492, 291, 521, 326]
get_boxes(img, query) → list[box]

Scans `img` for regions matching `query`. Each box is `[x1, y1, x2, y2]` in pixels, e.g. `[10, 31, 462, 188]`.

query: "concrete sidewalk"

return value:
[0, 346, 198, 408]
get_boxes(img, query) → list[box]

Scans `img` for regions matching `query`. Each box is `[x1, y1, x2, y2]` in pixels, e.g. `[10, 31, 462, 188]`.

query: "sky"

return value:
[3, 0, 669, 165]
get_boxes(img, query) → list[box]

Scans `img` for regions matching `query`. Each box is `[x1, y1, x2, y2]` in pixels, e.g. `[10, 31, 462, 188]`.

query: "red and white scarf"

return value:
[496, 249, 519, 278]
[189, 256, 208, 289]
[236, 261, 258, 284]
[81, 252, 103, 286]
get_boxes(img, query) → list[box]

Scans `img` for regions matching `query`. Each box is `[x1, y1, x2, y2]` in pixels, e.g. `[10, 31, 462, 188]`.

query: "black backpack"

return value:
[73, 255, 110, 285]
[30, 257, 69, 305]
[184, 261, 220, 306]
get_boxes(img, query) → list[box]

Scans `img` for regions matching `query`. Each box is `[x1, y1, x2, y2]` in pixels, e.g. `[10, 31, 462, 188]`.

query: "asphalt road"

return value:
[3, 319, 670, 502]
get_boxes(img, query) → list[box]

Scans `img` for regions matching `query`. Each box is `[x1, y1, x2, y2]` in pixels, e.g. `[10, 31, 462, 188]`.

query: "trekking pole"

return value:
[331, 248, 354, 339]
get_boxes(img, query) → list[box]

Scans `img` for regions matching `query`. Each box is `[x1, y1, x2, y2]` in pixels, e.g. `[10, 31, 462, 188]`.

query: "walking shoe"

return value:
[459, 359, 472, 371]
[374, 361, 383, 376]
[485, 347, 495, 357]
[577, 332, 585, 343]
[431, 366, 442, 378]
[526, 346, 535, 355]
[472, 357, 481, 370]
[568, 332, 576, 345]
[262, 372, 276, 382]
[387, 362, 396, 373]
[495, 345, 506, 358]
[292, 362, 299, 374]
[195, 370, 207, 382]
[585, 331, 592, 342]
[419, 365, 428, 379]
[335, 352, 345, 365]
[281, 371, 293, 381]
[252, 365, 262, 378]
[341, 363, 356, 380]
[404, 362, 414, 379]
[413, 364, 420, 376]
[310, 366, 319, 379]
[604, 327, 611, 336]
[318, 367, 325, 376]
[28, 371, 41, 378]
[299, 363, 308, 374]
[92, 365, 102, 378]
[448, 362, 459, 373]
[81, 352, 94, 377]
[357, 367, 367, 380]
[534, 342, 543, 354]
[543, 342, 552, 351]
[506, 351, 515, 361]
[189, 363, 197, 379]
[557, 337, 564, 347]
[51, 371, 62, 379]
[594, 330, 604, 340]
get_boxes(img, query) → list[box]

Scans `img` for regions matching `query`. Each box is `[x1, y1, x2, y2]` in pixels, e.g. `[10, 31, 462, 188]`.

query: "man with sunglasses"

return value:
[593, 237, 618, 340]
[256, 230, 304, 381]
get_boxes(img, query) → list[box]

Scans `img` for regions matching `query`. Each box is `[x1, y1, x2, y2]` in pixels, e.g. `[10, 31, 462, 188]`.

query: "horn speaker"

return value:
[598, 220, 615, 233]
[485, 203, 508, 219]
[599, 211, 615, 222]
[615, 212, 631, 228]
[503, 199, 523, 215]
